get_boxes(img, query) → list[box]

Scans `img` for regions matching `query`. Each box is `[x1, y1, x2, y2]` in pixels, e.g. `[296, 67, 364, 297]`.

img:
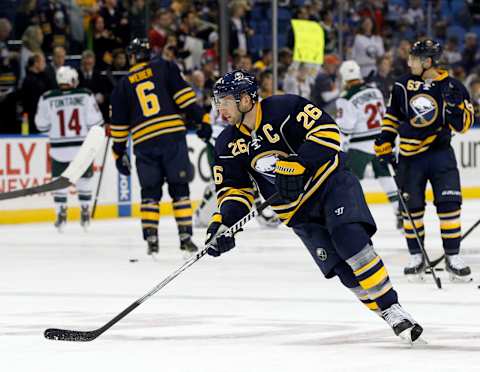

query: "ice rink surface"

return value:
[1, 201, 480, 372]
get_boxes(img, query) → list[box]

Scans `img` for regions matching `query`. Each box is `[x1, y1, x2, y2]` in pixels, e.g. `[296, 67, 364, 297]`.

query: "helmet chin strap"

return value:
[236, 97, 255, 127]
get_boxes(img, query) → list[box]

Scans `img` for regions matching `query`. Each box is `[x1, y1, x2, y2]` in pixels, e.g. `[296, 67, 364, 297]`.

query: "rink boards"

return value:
[0, 130, 479, 224]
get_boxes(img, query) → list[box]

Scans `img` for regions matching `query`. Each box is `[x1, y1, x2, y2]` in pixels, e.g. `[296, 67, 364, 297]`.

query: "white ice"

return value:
[1, 201, 480, 372]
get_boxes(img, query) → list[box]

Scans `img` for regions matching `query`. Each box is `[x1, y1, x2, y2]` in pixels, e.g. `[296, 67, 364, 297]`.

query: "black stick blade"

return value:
[44, 328, 100, 342]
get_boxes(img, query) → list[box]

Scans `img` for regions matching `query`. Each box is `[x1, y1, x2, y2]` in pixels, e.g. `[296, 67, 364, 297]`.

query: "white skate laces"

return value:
[382, 304, 414, 328]
[446, 254, 467, 270]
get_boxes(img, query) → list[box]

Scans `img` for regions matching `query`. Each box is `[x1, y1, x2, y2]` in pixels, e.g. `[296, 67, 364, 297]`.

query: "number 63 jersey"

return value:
[213, 94, 345, 227]
[335, 82, 385, 155]
[35, 87, 104, 162]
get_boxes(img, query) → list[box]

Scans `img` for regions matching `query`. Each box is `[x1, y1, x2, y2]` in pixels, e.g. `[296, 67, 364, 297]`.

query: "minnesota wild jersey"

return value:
[377, 70, 474, 157]
[213, 94, 343, 227]
[35, 87, 103, 162]
[336, 82, 385, 155]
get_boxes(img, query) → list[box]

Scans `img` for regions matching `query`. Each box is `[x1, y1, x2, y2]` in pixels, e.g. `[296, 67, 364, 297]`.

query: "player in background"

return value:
[110, 39, 211, 255]
[336, 60, 402, 229]
[206, 70, 424, 344]
[374, 39, 475, 281]
[35, 66, 104, 231]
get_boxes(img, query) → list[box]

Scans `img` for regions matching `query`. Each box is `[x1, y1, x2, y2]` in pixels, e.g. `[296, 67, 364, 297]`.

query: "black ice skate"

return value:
[445, 254, 472, 282]
[54, 206, 67, 233]
[144, 228, 159, 255]
[381, 303, 424, 344]
[404, 253, 425, 281]
[180, 236, 198, 257]
[80, 205, 90, 231]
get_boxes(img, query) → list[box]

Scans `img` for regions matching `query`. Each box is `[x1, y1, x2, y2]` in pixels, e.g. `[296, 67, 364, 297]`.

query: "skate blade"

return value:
[182, 251, 197, 260]
[405, 273, 425, 283]
[448, 273, 473, 283]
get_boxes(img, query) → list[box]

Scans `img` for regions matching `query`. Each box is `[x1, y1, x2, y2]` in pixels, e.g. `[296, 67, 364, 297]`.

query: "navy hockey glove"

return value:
[196, 114, 212, 141]
[374, 141, 397, 168]
[275, 155, 307, 201]
[114, 152, 131, 176]
[442, 80, 464, 108]
[205, 213, 236, 257]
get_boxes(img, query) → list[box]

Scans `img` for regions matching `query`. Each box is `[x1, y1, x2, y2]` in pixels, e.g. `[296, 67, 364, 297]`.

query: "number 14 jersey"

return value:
[35, 87, 104, 162]
[335, 82, 385, 155]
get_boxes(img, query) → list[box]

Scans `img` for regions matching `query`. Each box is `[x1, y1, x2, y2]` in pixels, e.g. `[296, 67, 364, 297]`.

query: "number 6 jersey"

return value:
[335, 82, 385, 155]
[35, 87, 104, 162]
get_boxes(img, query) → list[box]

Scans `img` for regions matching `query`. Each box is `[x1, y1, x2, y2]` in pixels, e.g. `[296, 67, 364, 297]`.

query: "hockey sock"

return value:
[403, 208, 425, 255]
[333, 262, 380, 314]
[76, 176, 93, 206]
[173, 197, 193, 239]
[53, 189, 67, 214]
[141, 199, 160, 240]
[346, 244, 398, 310]
[378, 176, 399, 213]
[437, 202, 461, 255]
[331, 224, 398, 311]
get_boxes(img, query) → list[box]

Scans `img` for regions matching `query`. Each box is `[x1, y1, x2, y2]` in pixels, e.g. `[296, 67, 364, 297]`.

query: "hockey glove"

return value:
[205, 213, 236, 257]
[275, 155, 307, 201]
[196, 113, 212, 141]
[374, 141, 397, 168]
[113, 152, 131, 176]
[442, 80, 464, 109]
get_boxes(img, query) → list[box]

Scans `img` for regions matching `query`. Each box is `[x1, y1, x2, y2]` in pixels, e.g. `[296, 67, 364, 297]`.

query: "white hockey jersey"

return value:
[35, 88, 104, 162]
[335, 83, 385, 154]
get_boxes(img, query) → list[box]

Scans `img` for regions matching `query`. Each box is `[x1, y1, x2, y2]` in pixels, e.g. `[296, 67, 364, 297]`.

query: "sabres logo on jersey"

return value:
[409, 94, 439, 128]
[250, 150, 288, 181]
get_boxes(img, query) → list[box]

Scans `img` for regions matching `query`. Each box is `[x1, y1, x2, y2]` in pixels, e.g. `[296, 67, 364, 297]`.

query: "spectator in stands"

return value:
[469, 78, 480, 126]
[77, 50, 112, 121]
[238, 54, 253, 72]
[106, 48, 128, 85]
[0, 18, 19, 134]
[15, 0, 40, 39]
[190, 69, 207, 108]
[149, 9, 174, 56]
[253, 48, 272, 72]
[19, 25, 43, 86]
[320, 9, 337, 54]
[403, 0, 424, 35]
[38, 0, 70, 53]
[99, 0, 130, 48]
[358, 0, 386, 36]
[45, 45, 66, 88]
[369, 54, 394, 100]
[21, 53, 55, 134]
[443, 36, 462, 65]
[229, 0, 253, 55]
[391, 39, 410, 80]
[129, 0, 147, 40]
[351, 17, 384, 78]
[283, 62, 314, 98]
[258, 69, 281, 99]
[278, 47, 293, 85]
[311, 54, 340, 115]
[92, 15, 118, 71]
[462, 32, 479, 75]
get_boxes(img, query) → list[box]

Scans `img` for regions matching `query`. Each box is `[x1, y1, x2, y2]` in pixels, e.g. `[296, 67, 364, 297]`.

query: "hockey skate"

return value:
[80, 205, 90, 231]
[144, 228, 159, 255]
[54, 206, 67, 233]
[404, 253, 425, 281]
[381, 303, 424, 344]
[180, 235, 198, 259]
[445, 254, 472, 282]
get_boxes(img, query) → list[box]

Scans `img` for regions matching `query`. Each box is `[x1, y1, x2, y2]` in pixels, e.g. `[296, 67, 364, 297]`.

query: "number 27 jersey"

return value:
[335, 83, 385, 154]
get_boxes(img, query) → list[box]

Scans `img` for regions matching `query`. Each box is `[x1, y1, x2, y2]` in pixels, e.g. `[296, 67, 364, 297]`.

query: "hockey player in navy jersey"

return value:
[205, 69, 424, 344]
[110, 39, 212, 255]
[374, 39, 474, 281]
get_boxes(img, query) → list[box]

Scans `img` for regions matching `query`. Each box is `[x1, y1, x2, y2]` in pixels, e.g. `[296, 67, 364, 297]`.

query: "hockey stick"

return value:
[388, 164, 442, 289]
[44, 193, 280, 342]
[428, 217, 480, 268]
[91, 135, 111, 218]
[0, 126, 106, 201]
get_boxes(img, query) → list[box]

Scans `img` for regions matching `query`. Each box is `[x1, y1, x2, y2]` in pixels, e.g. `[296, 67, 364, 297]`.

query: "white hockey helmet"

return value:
[56, 66, 79, 87]
[339, 60, 362, 84]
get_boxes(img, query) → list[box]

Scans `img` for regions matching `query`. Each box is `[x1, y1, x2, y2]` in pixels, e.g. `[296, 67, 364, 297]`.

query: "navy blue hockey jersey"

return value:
[213, 94, 343, 227]
[110, 58, 206, 152]
[378, 70, 474, 157]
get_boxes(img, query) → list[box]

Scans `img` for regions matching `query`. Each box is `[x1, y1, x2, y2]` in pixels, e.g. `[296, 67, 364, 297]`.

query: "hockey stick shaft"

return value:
[388, 164, 442, 289]
[44, 193, 279, 342]
[91, 135, 111, 218]
[429, 217, 480, 267]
